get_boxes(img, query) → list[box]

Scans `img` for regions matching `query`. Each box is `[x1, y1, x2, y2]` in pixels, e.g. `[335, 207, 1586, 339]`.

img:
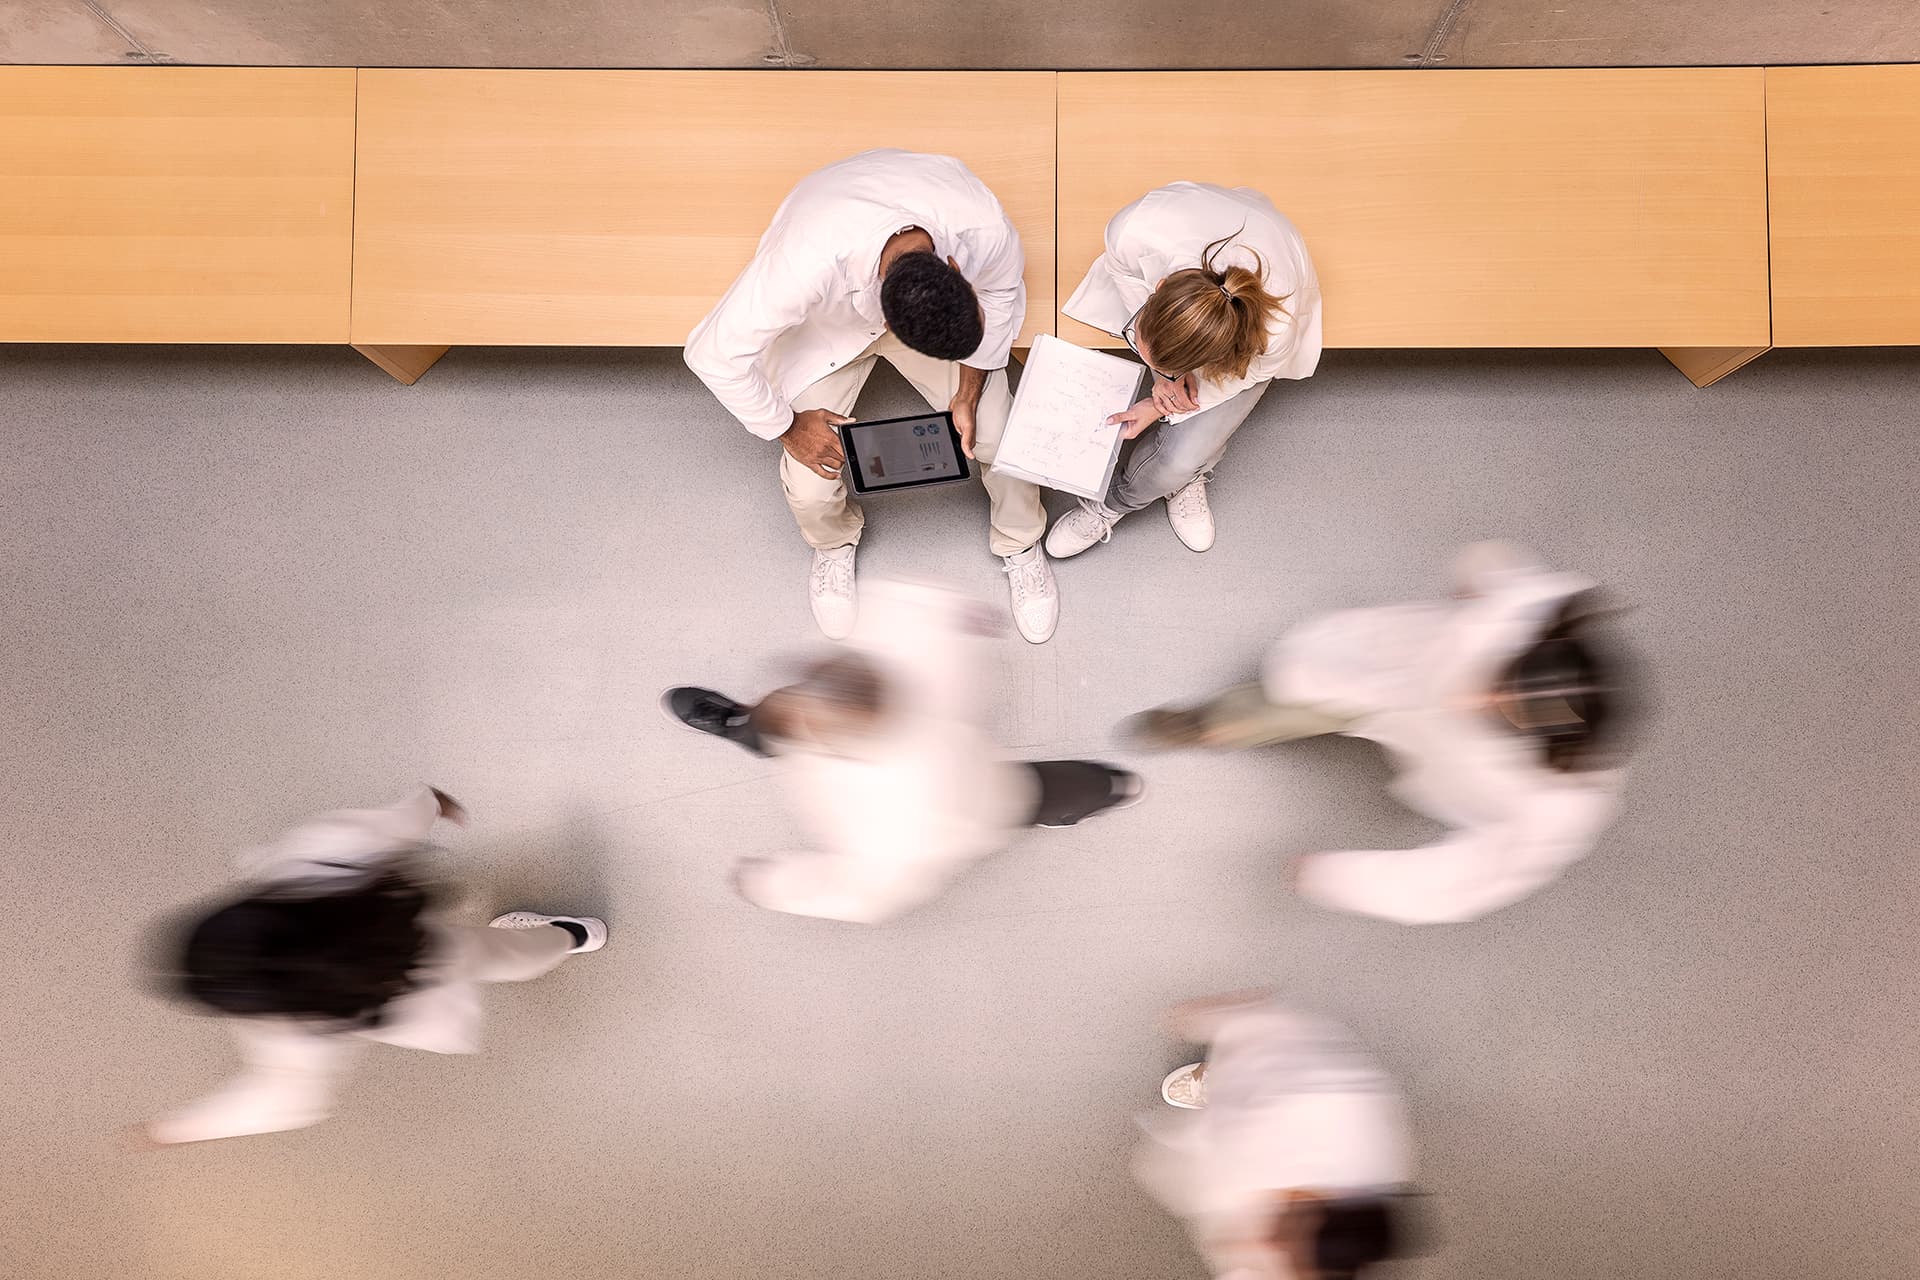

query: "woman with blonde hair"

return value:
[1047, 182, 1322, 559]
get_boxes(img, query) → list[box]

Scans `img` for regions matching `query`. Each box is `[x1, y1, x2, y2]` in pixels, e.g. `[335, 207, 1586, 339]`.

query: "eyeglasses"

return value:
[1121, 308, 1184, 383]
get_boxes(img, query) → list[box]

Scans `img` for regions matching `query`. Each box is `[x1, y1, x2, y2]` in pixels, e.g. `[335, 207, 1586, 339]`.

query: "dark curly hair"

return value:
[881, 251, 983, 361]
[174, 870, 437, 1028]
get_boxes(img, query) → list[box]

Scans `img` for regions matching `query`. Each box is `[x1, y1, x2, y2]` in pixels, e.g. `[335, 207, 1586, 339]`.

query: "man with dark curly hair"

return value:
[687, 149, 1059, 644]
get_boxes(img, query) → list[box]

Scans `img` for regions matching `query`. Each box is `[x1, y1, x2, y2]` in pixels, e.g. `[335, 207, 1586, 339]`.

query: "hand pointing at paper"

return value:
[1108, 373, 1200, 440]
[1107, 397, 1166, 440]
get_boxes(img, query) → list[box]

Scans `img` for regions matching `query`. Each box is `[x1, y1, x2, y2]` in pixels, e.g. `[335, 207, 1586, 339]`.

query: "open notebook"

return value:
[990, 334, 1144, 502]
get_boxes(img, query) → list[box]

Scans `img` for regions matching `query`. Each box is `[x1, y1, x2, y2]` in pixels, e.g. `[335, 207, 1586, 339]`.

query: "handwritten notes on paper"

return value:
[991, 334, 1144, 501]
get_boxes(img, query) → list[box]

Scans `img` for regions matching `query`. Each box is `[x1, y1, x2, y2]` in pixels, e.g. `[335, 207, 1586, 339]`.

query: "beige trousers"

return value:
[1180, 681, 1356, 748]
[781, 333, 1044, 557]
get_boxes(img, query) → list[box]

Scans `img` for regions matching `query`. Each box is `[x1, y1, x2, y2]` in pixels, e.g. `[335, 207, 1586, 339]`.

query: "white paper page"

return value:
[991, 334, 1143, 501]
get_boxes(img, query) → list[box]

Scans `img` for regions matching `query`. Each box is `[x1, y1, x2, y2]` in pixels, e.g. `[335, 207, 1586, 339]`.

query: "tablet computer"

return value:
[837, 413, 971, 496]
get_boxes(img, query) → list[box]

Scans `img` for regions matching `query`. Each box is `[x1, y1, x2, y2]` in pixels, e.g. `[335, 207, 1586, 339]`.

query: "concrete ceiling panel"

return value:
[0, 0, 143, 62]
[93, 0, 778, 67]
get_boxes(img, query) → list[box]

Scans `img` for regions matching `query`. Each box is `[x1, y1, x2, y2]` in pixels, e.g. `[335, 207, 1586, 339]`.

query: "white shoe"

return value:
[1044, 500, 1124, 559]
[1002, 545, 1059, 644]
[808, 544, 857, 639]
[1161, 1063, 1207, 1109]
[1166, 474, 1216, 552]
[489, 911, 608, 953]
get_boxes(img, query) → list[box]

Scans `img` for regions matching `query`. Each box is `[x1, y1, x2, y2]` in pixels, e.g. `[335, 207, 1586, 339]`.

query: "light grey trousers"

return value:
[1105, 380, 1271, 514]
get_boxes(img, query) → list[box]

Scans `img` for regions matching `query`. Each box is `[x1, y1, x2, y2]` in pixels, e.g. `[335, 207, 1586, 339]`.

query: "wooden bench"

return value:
[0, 68, 354, 343]
[349, 70, 1058, 382]
[1057, 70, 1773, 387]
[14, 64, 1919, 389]
[1767, 64, 1920, 347]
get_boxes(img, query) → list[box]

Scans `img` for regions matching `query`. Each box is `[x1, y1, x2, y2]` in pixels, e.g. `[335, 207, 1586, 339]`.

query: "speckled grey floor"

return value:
[1, 344, 1915, 1280]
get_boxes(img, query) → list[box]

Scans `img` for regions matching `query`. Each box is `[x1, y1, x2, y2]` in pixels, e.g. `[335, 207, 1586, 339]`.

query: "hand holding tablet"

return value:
[781, 408, 855, 479]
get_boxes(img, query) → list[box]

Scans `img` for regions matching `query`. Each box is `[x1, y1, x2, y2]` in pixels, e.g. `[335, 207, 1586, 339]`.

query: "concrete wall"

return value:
[4, 0, 1918, 68]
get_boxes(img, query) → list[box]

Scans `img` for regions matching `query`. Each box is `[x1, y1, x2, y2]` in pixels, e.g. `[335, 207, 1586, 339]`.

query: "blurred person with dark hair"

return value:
[662, 579, 1141, 923]
[136, 786, 607, 1146]
[686, 149, 1060, 644]
[1129, 543, 1638, 924]
[1138, 992, 1420, 1280]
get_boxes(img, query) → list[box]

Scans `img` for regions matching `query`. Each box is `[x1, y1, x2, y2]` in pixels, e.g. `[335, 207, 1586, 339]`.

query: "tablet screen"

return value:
[839, 414, 969, 493]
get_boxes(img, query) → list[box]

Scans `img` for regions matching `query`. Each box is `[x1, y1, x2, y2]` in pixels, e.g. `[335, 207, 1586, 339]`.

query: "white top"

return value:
[746, 579, 1039, 924]
[685, 149, 1027, 441]
[1134, 1001, 1413, 1280]
[148, 788, 482, 1144]
[1271, 544, 1627, 925]
[1063, 182, 1323, 422]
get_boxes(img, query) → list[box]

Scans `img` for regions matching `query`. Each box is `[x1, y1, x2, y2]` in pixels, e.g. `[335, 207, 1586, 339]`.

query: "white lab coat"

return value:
[1134, 1001, 1413, 1280]
[1272, 545, 1626, 925]
[685, 149, 1027, 441]
[1063, 182, 1322, 422]
[148, 788, 497, 1144]
[739, 580, 1040, 924]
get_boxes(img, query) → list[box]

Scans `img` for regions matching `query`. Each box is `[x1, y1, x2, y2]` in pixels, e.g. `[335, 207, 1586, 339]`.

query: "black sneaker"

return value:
[1030, 764, 1147, 828]
[660, 687, 768, 756]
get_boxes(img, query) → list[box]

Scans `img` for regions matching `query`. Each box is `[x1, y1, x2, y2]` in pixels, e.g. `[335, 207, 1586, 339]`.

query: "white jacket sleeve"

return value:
[852, 581, 989, 727]
[147, 1021, 362, 1144]
[736, 850, 938, 926]
[684, 247, 825, 441]
[350, 785, 442, 847]
[961, 219, 1026, 372]
[238, 785, 444, 884]
[1062, 211, 1157, 338]
[1296, 787, 1618, 925]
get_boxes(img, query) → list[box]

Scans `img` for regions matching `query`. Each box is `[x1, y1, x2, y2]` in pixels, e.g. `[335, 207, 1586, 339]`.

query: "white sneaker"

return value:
[808, 544, 857, 639]
[1166, 473, 1216, 552]
[1044, 500, 1124, 559]
[489, 910, 608, 953]
[1161, 1062, 1207, 1109]
[1001, 545, 1059, 644]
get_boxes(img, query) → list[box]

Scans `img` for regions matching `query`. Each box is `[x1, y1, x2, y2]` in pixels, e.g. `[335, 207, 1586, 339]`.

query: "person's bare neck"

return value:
[878, 226, 935, 278]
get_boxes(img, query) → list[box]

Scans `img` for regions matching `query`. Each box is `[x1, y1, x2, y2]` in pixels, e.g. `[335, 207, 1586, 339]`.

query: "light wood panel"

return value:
[353, 343, 449, 384]
[0, 68, 355, 343]
[1660, 344, 1771, 388]
[352, 71, 1056, 347]
[1057, 70, 1770, 350]
[1768, 65, 1920, 347]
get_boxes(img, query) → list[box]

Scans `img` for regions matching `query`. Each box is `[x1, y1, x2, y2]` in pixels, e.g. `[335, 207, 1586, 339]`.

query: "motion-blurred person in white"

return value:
[1137, 992, 1419, 1280]
[137, 786, 607, 1145]
[661, 579, 1142, 923]
[1047, 182, 1321, 561]
[1129, 543, 1638, 924]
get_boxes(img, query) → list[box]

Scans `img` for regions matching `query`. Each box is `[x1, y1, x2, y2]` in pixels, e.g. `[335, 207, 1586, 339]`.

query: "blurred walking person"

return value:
[1129, 543, 1638, 924]
[1137, 992, 1420, 1280]
[662, 579, 1142, 923]
[137, 786, 606, 1145]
